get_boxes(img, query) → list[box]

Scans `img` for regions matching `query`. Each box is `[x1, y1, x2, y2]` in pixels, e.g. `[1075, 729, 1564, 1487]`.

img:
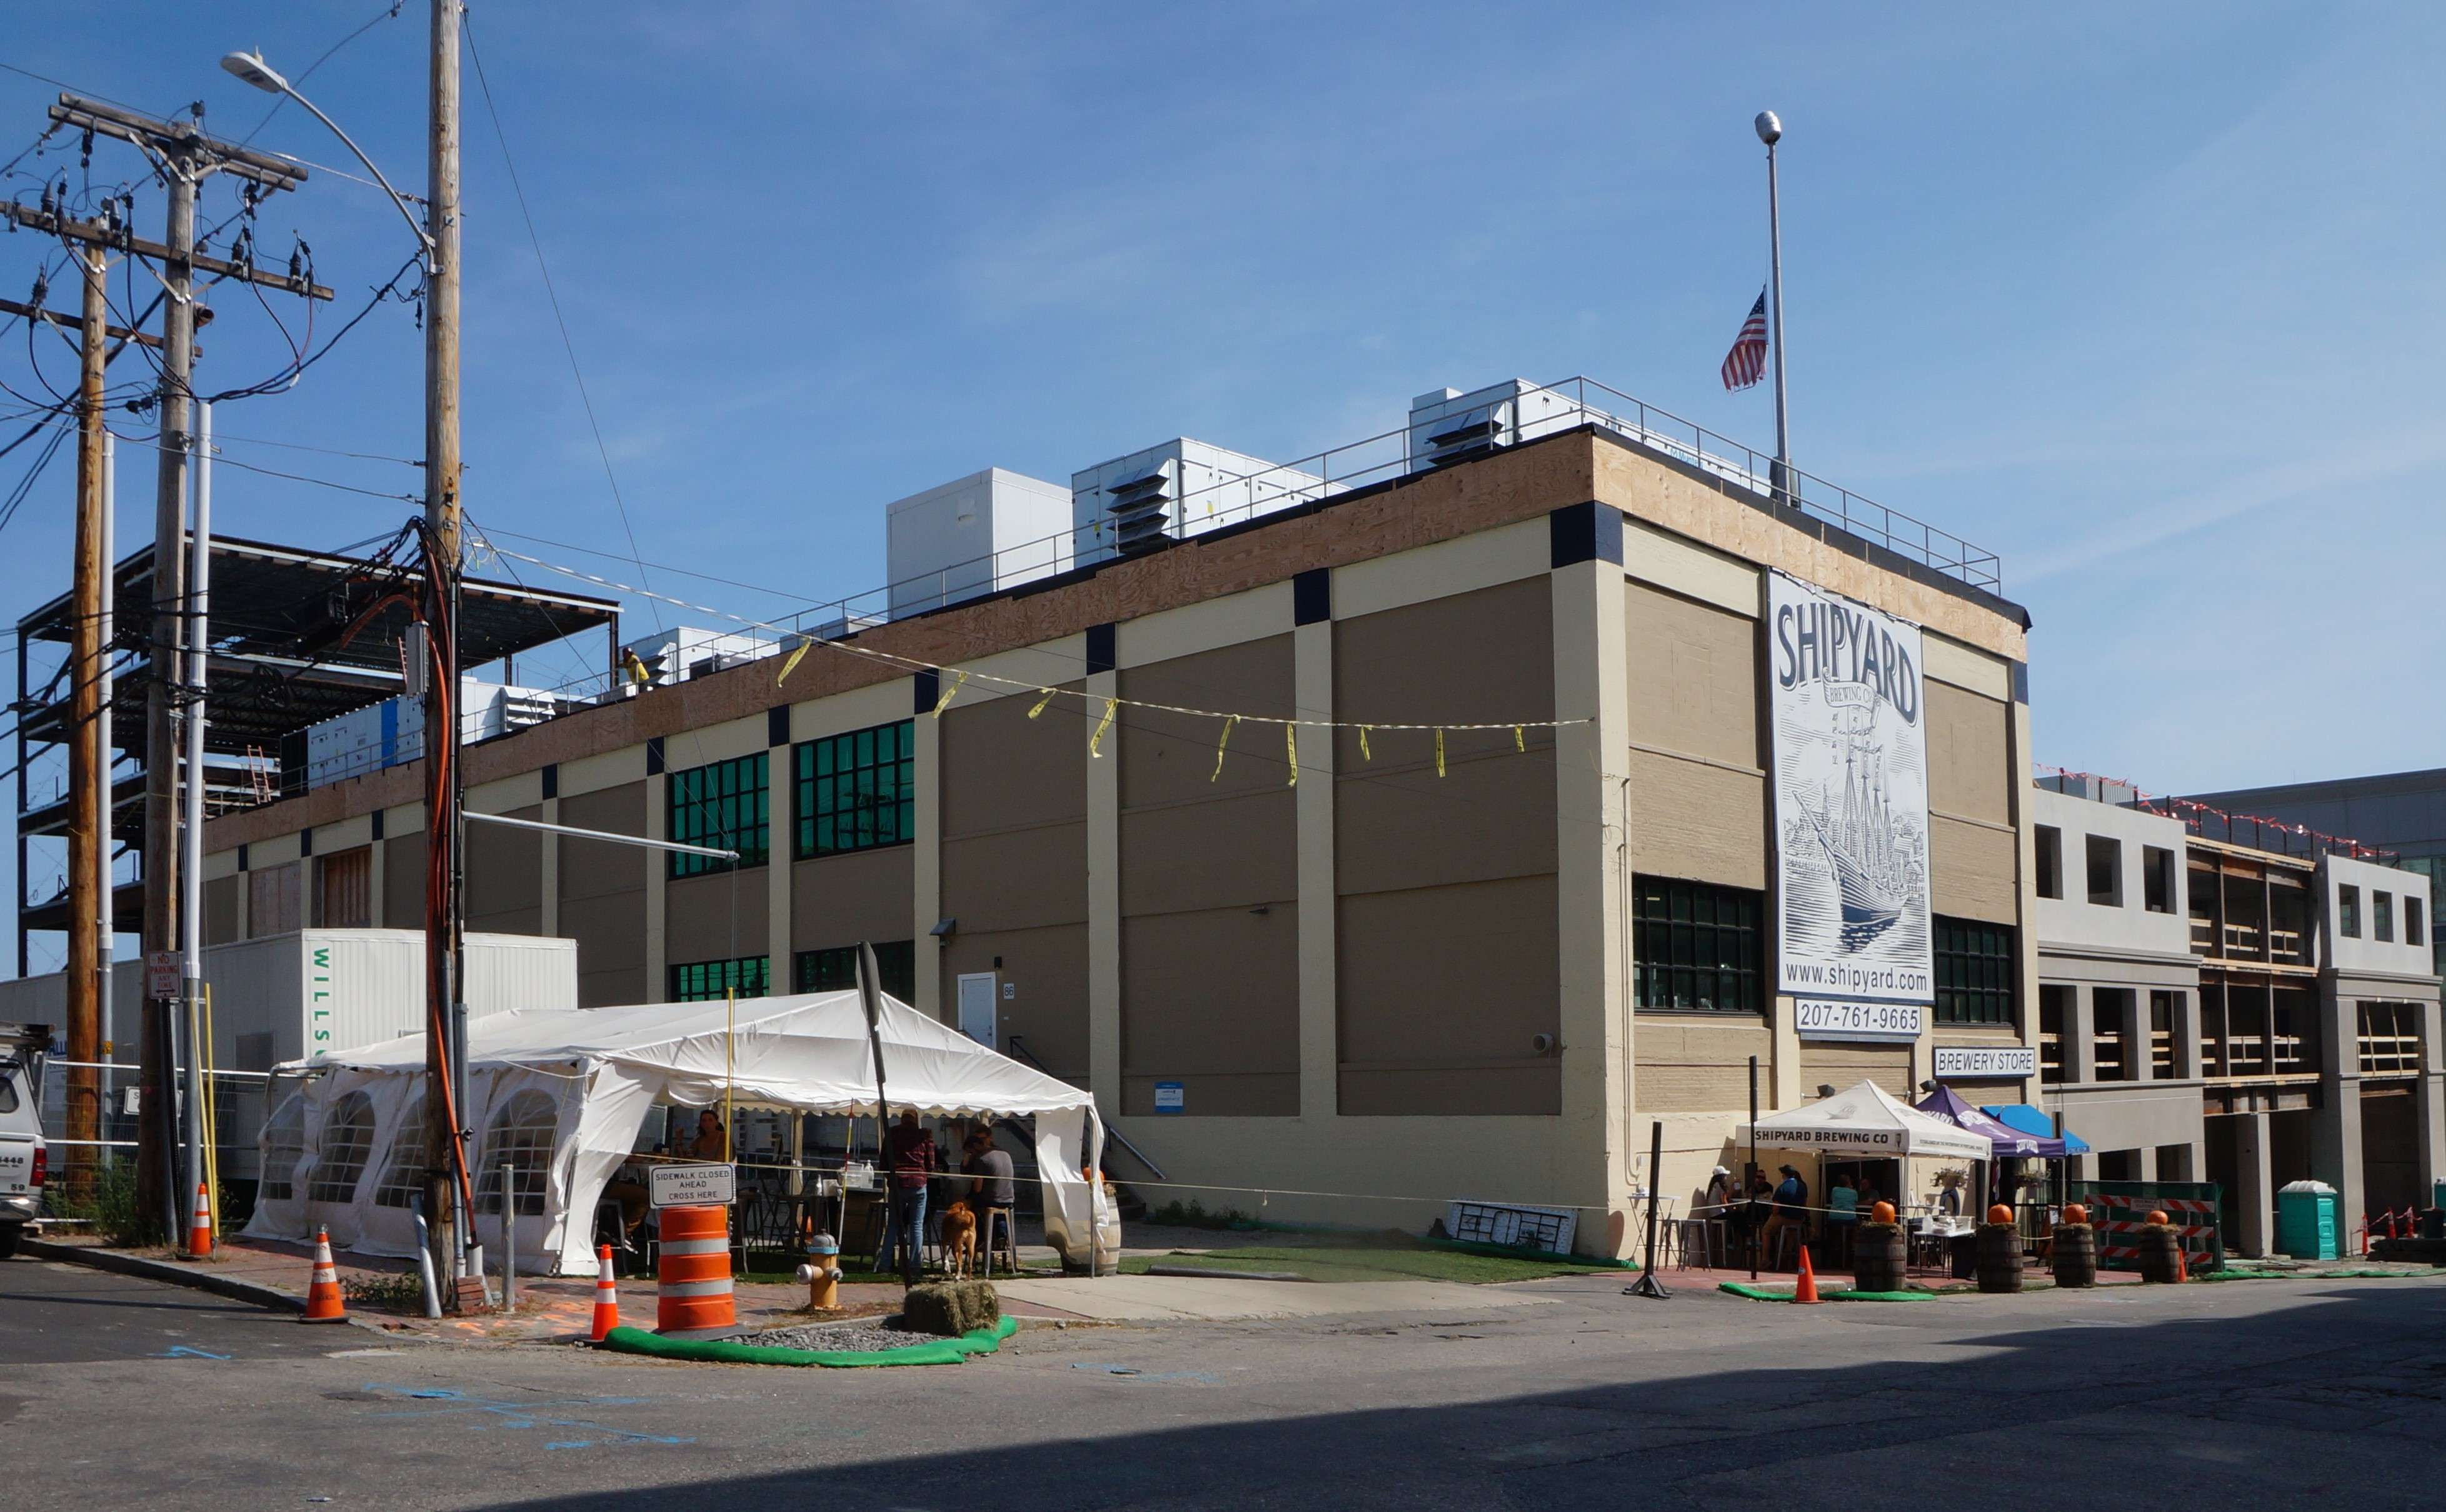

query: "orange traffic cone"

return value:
[301, 1226, 348, 1324]
[184, 1181, 213, 1258]
[1794, 1244, 1822, 1304]
[589, 1243, 620, 1342]
[2175, 1244, 2189, 1283]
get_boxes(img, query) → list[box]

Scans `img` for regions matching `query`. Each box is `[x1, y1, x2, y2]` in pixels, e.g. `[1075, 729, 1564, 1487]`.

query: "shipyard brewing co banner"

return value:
[1768, 573, 1933, 1038]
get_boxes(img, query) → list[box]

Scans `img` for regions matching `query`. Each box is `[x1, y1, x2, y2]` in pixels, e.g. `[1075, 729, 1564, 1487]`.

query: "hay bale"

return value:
[902, 1281, 1000, 1338]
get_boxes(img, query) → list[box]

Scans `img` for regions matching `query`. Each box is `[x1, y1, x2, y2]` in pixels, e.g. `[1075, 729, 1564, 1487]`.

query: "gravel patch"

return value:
[738, 1321, 935, 1353]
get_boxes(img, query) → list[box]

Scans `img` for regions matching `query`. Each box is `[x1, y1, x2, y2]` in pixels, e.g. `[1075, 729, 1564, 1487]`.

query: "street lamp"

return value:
[1753, 109, 1791, 501]
[221, 50, 434, 264]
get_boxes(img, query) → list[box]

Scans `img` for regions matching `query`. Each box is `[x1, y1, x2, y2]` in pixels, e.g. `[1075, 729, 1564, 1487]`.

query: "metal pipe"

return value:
[412, 1194, 442, 1318]
[461, 808, 739, 861]
[500, 1160, 516, 1311]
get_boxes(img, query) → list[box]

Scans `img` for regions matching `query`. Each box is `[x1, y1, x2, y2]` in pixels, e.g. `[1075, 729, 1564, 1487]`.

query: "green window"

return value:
[667, 752, 769, 878]
[668, 956, 769, 1003]
[794, 941, 917, 1003]
[1933, 916, 2015, 1026]
[795, 720, 915, 859]
[1632, 876, 1763, 1013]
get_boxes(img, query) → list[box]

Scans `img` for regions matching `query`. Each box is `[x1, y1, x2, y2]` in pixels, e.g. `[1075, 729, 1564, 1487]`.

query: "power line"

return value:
[236, 3, 408, 148]
[461, 11, 662, 633]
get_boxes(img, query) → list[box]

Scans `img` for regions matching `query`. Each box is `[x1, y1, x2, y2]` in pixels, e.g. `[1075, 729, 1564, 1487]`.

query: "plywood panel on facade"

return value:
[1119, 637, 1295, 809]
[941, 923, 1088, 1087]
[466, 804, 543, 936]
[1635, 1016, 1772, 1113]
[1931, 814, 2018, 925]
[1336, 873, 1560, 1116]
[941, 683, 1085, 836]
[247, 862, 301, 938]
[941, 824, 1087, 936]
[1121, 906, 1298, 1116]
[1332, 579, 1556, 762]
[204, 876, 240, 946]
[1626, 748, 1767, 889]
[667, 868, 769, 966]
[1625, 582, 1759, 768]
[1120, 792, 1296, 917]
[791, 846, 917, 954]
[1925, 681, 2011, 827]
[1798, 1039, 1915, 1098]
[381, 832, 426, 930]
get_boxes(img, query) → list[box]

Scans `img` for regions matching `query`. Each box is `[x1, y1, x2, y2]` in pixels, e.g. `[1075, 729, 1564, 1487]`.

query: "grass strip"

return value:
[1827, 1289, 1935, 1303]
[598, 1316, 1018, 1368]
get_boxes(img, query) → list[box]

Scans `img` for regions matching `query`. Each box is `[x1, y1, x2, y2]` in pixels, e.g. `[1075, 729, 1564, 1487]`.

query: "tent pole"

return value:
[724, 987, 736, 1163]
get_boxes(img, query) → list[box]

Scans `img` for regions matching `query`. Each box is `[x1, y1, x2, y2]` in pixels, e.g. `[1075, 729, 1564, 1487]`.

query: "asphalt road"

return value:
[5, 1255, 2445, 1510]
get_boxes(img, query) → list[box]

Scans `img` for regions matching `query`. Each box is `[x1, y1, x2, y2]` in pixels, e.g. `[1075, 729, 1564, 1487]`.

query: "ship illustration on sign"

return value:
[1788, 683, 1925, 947]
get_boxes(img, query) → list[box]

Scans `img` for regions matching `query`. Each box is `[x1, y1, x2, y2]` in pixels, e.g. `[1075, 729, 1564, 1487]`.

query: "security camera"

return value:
[1531, 1033, 1556, 1055]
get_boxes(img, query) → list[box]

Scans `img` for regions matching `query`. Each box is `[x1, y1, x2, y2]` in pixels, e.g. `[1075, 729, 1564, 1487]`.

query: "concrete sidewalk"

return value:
[997, 1273, 1572, 1321]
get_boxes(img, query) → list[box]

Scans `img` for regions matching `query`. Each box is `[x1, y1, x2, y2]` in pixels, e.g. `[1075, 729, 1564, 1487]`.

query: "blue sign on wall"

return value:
[1153, 1081, 1184, 1114]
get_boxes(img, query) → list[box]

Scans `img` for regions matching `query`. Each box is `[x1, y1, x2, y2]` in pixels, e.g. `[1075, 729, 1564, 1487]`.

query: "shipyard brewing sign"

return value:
[1769, 573, 1933, 1022]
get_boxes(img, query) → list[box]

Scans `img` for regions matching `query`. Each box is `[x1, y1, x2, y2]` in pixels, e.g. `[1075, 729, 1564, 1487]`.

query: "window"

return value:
[795, 941, 916, 1003]
[1933, 916, 2015, 1026]
[2410, 904, 2426, 949]
[260, 1094, 306, 1202]
[307, 1093, 378, 1203]
[795, 720, 915, 859]
[669, 956, 769, 1002]
[474, 1090, 560, 1216]
[371, 1097, 429, 1209]
[2143, 846, 2175, 914]
[2035, 826, 2063, 900]
[2150, 990, 2180, 1078]
[2375, 891, 2394, 943]
[2039, 984, 2070, 1084]
[2092, 988, 2134, 1082]
[2085, 835, 2122, 906]
[667, 753, 769, 878]
[1631, 877, 1763, 1013]
[2338, 884, 2360, 938]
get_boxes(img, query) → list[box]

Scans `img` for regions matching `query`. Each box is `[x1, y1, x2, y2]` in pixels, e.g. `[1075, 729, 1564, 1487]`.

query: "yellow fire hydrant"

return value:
[796, 1230, 842, 1310]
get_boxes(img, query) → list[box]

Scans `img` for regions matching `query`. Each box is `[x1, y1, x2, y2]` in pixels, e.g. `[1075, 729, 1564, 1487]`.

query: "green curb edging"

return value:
[599, 1315, 1018, 1367]
[1716, 1282, 1934, 1303]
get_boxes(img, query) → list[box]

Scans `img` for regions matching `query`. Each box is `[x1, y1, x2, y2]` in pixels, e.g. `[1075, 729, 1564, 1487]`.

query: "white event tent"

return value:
[1738, 1079, 1992, 1162]
[244, 989, 1116, 1276]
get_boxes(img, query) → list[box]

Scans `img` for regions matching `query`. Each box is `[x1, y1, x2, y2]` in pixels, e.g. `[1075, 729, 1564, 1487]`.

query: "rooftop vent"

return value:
[1408, 380, 1621, 472]
[1072, 439, 1337, 566]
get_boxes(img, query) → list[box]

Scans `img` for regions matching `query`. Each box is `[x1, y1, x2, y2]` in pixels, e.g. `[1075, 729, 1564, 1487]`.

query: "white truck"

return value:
[0, 1022, 48, 1258]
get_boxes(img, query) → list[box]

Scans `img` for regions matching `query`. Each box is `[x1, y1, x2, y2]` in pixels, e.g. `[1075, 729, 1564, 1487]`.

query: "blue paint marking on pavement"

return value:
[154, 1344, 231, 1359]
[359, 1384, 693, 1448]
[1070, 1363, 1218, 1383]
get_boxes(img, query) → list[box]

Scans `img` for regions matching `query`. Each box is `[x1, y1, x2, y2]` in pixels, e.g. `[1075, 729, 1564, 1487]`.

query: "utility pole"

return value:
[422, 0, 473, 1306]
[62, 240, 108, 1203]
[23, 93, 319, 1238]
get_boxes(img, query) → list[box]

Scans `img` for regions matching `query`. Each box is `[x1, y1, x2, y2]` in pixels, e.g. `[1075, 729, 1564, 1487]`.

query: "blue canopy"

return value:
[1981, 1102, 2090, 1156]
[1913, 1086, 2052, 1158]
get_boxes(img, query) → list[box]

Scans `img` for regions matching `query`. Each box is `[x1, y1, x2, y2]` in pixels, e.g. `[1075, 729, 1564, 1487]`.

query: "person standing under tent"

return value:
[1760, 1164, 1810, 1271]
[1825, 1172, 1859, 1264]
[877, 1109, 938, 1284]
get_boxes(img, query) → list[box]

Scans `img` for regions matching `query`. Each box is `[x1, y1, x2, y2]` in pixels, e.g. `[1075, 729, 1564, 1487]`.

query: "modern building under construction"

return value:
[166, 376, 2041, 1251]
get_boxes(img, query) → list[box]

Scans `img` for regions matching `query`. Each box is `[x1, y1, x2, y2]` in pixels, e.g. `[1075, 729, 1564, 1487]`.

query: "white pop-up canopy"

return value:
[1738, 1079, 1992, 1162]
[243, 990, 1115, 1276]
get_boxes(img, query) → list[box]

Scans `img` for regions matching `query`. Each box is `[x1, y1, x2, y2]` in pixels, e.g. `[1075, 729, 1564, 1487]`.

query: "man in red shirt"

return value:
[878, 1108, 938, 1284]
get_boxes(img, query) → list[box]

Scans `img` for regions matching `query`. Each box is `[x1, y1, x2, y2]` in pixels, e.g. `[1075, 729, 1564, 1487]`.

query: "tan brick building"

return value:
[197, 411, 2037, 1254]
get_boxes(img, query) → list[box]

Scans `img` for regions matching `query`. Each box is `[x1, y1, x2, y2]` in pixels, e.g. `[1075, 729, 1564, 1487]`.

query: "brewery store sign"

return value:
[1768, 573, 1933, 1041]
[1933, 1044, 2040, 1080]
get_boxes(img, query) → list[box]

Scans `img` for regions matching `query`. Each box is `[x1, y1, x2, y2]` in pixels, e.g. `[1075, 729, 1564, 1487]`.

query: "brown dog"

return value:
[938, 1199, 978, 1279]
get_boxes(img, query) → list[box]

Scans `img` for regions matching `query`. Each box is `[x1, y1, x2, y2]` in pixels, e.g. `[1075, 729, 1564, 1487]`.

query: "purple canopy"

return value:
[1912, 1084, 2068, 1159]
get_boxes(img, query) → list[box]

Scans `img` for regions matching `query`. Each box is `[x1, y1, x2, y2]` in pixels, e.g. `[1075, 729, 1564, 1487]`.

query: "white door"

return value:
[956, 973, 997, 1049]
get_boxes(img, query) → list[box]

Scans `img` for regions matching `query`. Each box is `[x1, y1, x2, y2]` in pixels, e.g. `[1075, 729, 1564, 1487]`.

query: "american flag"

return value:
[1720, 290, 1768, 391]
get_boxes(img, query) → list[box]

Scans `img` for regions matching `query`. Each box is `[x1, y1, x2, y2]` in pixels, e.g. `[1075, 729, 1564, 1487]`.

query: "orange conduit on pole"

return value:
[656, 1205, 735, 1333]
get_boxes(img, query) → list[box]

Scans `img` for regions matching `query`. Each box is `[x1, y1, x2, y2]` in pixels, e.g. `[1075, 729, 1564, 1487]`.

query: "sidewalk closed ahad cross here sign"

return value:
[648, 1162, 735, 1209]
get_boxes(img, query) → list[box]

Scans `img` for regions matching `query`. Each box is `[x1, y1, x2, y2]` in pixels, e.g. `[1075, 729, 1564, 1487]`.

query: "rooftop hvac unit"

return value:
[1408, 380, 1618, 472]
[618, 627, 775, 689]
[1071, 439, 1338, 567]
[884, 468, 1073, 619]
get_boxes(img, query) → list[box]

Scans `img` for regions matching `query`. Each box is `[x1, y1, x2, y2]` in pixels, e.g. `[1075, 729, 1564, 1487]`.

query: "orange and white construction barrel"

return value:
[654, 1204, 735, 1333]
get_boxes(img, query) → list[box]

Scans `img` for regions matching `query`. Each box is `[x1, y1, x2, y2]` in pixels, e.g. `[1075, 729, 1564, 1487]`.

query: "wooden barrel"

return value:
[656, 1204, 736, 1333]
[1852, 1222, 1907, 1293]
[2051, 1223, 2097, 1288]
[2136, 1223, 2183, 1284]
[1975, 1221, 2023, 1293]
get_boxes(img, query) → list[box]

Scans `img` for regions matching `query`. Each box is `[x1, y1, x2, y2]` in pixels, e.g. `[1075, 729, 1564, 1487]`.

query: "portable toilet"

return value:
[2276, 1179, 2340, 1260]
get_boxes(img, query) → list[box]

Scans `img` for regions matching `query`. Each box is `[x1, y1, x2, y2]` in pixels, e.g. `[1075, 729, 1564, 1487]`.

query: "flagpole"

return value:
[1757, 109, 1790, 503]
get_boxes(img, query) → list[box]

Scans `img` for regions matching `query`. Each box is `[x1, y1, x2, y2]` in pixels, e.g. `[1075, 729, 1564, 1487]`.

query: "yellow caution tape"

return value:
[931, 669, 968, 718]
[1436, 728, 1446, 778]
[1286, 723, 1298, 787]
[1211, 714, 1238, 782]
[1028, 688, 1056, 719]
[1090, 698, 1117, 757]
[775, 641, 811, 687]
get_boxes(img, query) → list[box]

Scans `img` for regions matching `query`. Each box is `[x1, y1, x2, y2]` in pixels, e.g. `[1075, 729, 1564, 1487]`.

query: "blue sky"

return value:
[4, 2, 2440, 964]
